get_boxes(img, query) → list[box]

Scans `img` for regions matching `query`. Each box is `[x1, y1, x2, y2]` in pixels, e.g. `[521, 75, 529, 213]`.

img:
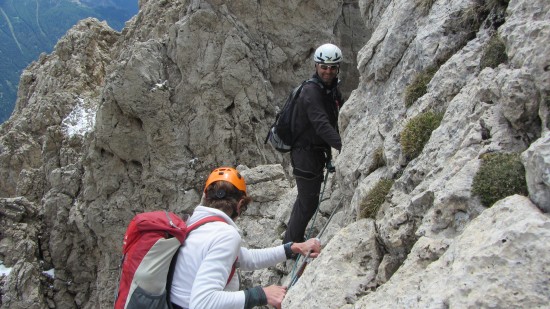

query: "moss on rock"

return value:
[400, 111, 444, 161]
[359, 179, 394, 219]
[480, 34, 508, 69]
[404, 65, 438, 108]
[472, 153, 528, 207]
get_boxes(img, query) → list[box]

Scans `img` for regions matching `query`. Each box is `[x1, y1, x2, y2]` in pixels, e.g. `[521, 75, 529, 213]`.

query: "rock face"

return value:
[522, 131, 550, 212]
[0, 0, 549, 308]
[350, 195, 550, 309]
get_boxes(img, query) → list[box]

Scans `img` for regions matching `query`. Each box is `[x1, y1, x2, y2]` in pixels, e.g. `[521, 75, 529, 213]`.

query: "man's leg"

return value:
[283, 175, 323, 243]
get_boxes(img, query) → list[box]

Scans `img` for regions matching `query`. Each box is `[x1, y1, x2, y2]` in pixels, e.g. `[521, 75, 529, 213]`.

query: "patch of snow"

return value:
[151, 80, 168, 92]
[42, 268, 55, 279]
[0, 260, 12, 276]
[189, 157, 199, 166]
[62, 97, 96, 137]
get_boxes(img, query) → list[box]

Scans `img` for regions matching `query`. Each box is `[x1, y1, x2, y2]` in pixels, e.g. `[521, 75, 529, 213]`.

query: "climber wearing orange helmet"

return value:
[170, 167, 321, 309]
[202, 167, 250, 219]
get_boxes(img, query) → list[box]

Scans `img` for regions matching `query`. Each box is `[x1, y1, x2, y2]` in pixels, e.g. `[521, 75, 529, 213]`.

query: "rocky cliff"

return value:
[0, 0, 548, 308]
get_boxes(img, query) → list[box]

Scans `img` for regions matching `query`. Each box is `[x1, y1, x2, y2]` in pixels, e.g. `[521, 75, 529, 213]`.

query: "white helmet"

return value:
[313, 43, 343, 64]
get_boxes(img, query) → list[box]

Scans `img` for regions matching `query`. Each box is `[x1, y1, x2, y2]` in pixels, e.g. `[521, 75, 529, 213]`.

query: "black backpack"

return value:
[265, 78, 322, 152]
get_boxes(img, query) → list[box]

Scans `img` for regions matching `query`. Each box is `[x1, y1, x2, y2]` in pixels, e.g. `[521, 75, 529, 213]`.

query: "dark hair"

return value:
[204, 181, 251, 217]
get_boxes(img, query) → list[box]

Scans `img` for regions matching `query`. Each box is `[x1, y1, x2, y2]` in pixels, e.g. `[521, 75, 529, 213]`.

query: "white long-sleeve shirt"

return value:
[170, 206, 287, 309]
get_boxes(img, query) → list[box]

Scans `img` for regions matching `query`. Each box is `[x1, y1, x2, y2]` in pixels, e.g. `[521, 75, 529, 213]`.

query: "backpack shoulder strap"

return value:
[228, 257, 238, 285]
[186, 217, 238, 285]
[304, 77, 324, 89]
[187, 216, 226, 232]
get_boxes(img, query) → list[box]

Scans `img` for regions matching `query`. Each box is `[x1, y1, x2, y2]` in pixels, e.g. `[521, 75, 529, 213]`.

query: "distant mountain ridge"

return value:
[76, 0, 117, 7]
[76, 0, 137, 10]
[0, 0, 138, 124]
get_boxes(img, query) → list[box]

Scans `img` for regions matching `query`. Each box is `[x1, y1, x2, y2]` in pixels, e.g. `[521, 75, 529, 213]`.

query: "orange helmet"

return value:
[204, 167, 247, 195]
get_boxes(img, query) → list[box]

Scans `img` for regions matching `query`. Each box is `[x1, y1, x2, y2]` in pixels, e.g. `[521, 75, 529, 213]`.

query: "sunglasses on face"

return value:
[319, 64, 339, 71]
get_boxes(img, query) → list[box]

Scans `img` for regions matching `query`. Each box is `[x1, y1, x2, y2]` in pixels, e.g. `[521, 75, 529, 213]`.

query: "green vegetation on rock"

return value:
[472, 153, 528, 207]
[367, 147, 386, 174]
[480, 34, 508, 69]
[359, 179, 394, 219]
[404, 65, 438, 108]
[400, 111, 444, 161]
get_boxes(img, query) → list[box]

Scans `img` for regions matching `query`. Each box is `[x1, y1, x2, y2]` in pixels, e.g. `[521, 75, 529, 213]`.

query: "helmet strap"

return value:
[207, 189, 243, 200]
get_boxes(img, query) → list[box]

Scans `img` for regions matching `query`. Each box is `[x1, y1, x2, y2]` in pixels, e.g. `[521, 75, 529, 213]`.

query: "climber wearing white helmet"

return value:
[313, 43, 342, 83]
[283, 43, 344, 244]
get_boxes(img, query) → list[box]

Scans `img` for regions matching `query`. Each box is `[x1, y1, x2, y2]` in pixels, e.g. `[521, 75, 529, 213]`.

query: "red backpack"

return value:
[114, 211, 234, 309]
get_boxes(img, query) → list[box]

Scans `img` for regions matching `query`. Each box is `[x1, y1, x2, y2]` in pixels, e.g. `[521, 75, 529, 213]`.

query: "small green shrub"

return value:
[400, 111, 444, 161]
[359, 179, 394, 219]
[404, 66, 438, 107]
[472, 153, 528, 207]
[367, 147, 386, 174]
[480, 34, 508, 69]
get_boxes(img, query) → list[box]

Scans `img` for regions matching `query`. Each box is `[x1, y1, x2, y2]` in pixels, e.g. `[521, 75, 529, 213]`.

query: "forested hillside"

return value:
[0, 0, 137, 123]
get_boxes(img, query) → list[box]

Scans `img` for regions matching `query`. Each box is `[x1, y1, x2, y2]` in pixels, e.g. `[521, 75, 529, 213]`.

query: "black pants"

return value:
[283, 174, 323, 243]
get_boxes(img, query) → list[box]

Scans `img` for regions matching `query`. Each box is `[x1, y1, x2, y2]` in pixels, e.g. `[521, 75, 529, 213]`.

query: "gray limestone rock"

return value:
[521, 131, 550, 212]
[351, 195, 550, 309]
[1, 0, 549, 308]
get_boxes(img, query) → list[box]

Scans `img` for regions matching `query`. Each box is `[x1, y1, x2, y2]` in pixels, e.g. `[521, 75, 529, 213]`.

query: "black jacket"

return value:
[291, 74, 342, 178]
